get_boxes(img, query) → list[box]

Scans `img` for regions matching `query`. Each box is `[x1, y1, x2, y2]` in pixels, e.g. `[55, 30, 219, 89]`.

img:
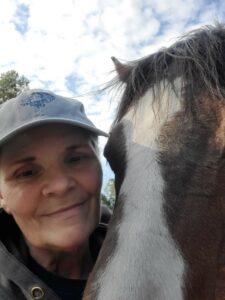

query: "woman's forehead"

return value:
[1, 124, 93, 159]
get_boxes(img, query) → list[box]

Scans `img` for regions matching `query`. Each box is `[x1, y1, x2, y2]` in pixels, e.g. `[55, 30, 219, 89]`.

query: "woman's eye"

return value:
[69, 155, 88, 163]
[16, 169, 38, 178]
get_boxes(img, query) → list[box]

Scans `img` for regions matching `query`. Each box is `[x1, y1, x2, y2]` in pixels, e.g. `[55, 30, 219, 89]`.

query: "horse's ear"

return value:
[111, 57, 132, 82]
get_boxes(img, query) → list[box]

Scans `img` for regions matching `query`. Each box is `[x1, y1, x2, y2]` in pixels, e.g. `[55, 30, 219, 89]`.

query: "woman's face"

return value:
[0, 124, 102, 252]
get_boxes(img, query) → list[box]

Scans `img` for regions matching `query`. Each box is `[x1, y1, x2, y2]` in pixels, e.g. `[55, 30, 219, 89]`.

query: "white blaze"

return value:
[97, 83, 185, 300]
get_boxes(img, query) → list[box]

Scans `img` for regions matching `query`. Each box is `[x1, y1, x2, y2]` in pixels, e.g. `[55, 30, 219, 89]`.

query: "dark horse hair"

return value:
[112, 23, 225, 122]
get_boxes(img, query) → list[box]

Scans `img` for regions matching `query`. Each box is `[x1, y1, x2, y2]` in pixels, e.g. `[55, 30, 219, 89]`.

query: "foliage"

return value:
[101, 193, 112, 210]
[101, 178, 116, 210]
[0, 70, 29, 103]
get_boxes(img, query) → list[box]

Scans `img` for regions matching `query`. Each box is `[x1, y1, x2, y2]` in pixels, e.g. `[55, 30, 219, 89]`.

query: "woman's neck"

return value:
[27, 241, 93, 279]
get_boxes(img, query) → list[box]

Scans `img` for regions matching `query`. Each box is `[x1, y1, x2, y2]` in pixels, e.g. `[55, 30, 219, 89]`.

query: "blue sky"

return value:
[0, 0, 224, 187]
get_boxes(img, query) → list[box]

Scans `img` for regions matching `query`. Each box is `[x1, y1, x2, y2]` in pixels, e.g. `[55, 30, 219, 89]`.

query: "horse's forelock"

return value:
[110, 23, 225, 123]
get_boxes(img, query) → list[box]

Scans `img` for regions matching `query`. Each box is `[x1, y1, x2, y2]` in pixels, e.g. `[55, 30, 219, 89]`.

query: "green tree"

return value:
[0, 70, 29, 103]
[101, 178, 115, 210]
[101, 193, 112, 210]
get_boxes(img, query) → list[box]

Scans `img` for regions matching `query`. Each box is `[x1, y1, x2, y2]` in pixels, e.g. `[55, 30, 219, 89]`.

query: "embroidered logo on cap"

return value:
[21, 92, 55, 108]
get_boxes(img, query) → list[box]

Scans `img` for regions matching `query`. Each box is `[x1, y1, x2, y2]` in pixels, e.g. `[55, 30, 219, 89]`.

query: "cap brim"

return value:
[0, 118, 108, 146]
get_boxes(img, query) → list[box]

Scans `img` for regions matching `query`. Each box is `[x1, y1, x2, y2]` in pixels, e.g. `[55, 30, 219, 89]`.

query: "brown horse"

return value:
[83, 24, 225, 300]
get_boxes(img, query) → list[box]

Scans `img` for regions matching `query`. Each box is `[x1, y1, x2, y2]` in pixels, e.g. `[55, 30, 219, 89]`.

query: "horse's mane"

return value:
[111, 23, 225, 122]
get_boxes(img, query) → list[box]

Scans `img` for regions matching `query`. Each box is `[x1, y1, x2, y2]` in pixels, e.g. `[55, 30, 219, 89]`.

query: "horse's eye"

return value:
[104, 141, 117, 173]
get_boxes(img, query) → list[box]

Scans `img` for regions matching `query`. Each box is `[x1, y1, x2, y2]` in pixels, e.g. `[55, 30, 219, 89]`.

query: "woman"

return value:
[0, 89, 109, 300]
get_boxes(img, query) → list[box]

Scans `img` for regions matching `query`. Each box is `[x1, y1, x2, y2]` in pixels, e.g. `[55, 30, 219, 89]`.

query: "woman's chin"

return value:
[46, 225, 94, 252]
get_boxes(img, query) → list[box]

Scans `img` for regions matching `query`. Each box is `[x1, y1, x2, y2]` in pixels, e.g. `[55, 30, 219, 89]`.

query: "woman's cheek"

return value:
[80, 163, 102, 193]
[3, 186, 35, 216]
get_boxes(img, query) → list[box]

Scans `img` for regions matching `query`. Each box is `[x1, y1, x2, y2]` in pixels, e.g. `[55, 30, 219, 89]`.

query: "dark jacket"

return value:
[0, 207, 110, 300]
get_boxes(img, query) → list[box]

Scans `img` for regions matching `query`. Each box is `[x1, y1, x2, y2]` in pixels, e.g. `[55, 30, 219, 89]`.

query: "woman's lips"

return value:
[43, 201, 87, 218]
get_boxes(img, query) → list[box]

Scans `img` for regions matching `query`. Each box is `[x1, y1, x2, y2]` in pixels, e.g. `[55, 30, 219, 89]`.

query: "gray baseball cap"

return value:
[0, 89, 108, 146]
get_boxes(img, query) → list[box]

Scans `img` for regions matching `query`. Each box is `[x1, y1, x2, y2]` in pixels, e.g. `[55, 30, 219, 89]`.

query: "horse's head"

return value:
[84, 24, 225, 300]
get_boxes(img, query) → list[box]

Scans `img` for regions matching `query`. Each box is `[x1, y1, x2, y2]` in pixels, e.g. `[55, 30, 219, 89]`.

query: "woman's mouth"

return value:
[43, 201, 87, 218]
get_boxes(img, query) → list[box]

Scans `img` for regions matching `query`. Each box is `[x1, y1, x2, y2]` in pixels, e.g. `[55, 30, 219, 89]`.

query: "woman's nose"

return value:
[42, 170, 76, 197]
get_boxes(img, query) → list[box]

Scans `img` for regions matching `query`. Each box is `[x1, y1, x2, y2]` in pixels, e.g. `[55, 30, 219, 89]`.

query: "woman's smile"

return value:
[42, 200, 88, 219]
